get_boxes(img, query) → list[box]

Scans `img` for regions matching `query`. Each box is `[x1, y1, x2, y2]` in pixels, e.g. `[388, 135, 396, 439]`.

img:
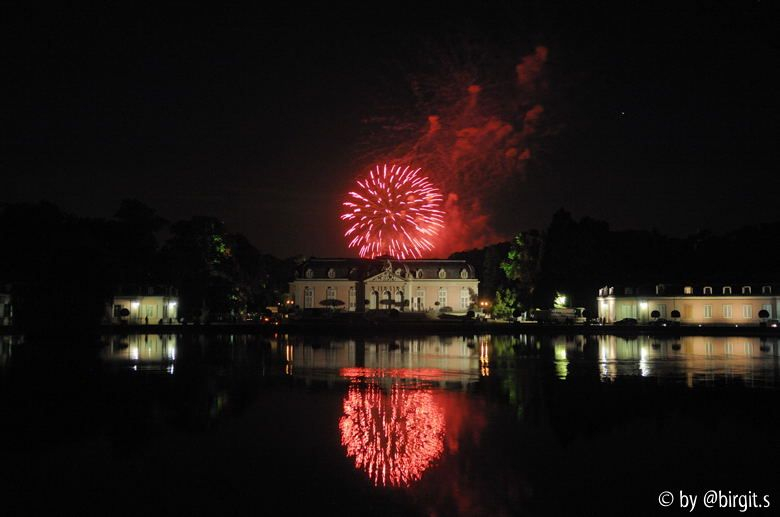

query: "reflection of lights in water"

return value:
[130, 347, 139, 361]
[166, 365, 175, 375]
[639, 344, 650, 377]
[554, 343, 568, 380]
[339, 377, 445, 487]
[480, 338, 490, 377]
[285, 344, 294, 376]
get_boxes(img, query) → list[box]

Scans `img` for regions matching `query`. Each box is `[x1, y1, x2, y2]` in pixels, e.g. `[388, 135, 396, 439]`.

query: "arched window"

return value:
[327, 268, 336, 279]
[438, 287, 447, 307]
[703, 286, 712, 295]
[304, 287, 314, 308]
[460, 287, 470, 309]
[326, 287, 336, 300]
[460, 268, 468, 279]
[742, 286, 751, 295]
[395, 268, 403, 277]
[416, 269, 423, 279]
[723, 286, 732, 295]
[438, 268, 446, 279]
[395, 289, 403, 306]
[762, 285, 772, 294]
[348, 287, 356, 310]
[305, 268, 314, 279]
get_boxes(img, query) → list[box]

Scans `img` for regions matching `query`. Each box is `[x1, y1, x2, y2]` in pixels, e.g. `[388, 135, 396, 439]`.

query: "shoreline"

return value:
[4, 321, 780, 338]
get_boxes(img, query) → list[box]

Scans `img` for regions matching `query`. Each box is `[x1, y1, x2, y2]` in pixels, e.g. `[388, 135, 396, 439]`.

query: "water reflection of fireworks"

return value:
[339, 380, 445, 487]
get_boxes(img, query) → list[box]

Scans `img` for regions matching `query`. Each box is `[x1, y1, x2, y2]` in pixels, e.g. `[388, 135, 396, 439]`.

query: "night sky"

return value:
[2, 2, 775, 258]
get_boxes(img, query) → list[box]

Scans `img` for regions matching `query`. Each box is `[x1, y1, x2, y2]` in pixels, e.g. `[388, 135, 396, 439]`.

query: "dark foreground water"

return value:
[1, 333, 778, 516]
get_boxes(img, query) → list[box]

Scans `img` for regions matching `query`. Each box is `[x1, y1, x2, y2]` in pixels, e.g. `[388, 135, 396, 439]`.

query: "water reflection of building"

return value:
[102, 334, 177, 371]
[595, 335, 779, 387]
[274, 335, 485, 387]
[0, 335, 21, 370]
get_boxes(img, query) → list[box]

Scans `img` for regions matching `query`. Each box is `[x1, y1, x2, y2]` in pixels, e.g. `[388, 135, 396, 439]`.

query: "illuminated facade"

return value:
[107, 286, 179, 324]
[597, 283, 779, 325]
[289, 258, 479, 313]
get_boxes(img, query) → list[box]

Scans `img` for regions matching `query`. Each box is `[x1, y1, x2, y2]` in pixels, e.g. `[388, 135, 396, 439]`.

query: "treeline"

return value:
[0, 200, 297, 331]
[451, 209, 780, 317]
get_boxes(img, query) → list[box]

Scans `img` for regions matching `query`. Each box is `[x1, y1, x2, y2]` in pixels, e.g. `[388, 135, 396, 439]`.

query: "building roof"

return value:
[599, 283, 778, 297]
[294, 257, 477, 281]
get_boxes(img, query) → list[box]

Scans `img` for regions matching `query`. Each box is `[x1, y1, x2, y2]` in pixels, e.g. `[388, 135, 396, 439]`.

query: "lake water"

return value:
[1, 333, 778, 515]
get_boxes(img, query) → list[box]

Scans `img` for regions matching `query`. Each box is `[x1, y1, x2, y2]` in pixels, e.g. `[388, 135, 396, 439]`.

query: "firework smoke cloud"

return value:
[356, 45, 550, 256]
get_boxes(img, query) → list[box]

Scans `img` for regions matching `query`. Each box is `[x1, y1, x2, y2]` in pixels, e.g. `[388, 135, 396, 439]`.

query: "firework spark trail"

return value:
[341, 164, 445, 259]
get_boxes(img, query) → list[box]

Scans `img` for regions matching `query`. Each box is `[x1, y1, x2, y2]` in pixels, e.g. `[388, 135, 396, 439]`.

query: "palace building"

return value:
[289, 258, 479, 313]
[597, 283, 779, 325]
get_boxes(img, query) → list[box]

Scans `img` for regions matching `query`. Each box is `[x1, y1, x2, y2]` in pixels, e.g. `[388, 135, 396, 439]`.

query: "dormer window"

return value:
[416, 269, 423, 279]
[656, 284, 665, 295]
[703, 286, 712, 295]
[438, 268, 447, 279]
[395, 268, 403, 277]
[762, 285, 772, 294]
[305, 268, 314, 279]
[327, 268, 336, 279]
[683, 286, 693, 295]
[608, 287, 614, 295]
[460, 268, 469, 279]
[723, 286, 732, 295]
[624, 287, 633, 295]
[742, 286, 751, 295]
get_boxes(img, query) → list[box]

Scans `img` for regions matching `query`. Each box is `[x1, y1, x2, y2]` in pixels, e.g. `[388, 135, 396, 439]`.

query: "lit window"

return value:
[460, 268, 468, 279]
[742, 286, 751, 295]
[460, 287, 470, 309]
[683, 286, 693, 295]
[349, 287, 356, 310]
[327, 268, 336, 279]
[438, 287, 447, 306]
[742, 305, 752, 319]
[327, 287, 336, 300]
[762, 285, 772, 294]
[723, 286, 732, 295]
[723, 304, 732, 318]
[703, 305, 712, 318]
[416, 269, 423, 279]
[703, 286, 712, 295]
[305, 269, 314, 279]
[438, 269, 446, 279]
[304, 287, 314, 308]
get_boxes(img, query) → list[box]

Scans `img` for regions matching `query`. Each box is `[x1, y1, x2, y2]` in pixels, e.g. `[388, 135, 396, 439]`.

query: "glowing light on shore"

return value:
[340, 164, 445, 259]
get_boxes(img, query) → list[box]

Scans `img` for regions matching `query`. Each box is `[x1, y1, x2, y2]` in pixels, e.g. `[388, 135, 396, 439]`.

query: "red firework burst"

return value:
[341, 164, 445, 259]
